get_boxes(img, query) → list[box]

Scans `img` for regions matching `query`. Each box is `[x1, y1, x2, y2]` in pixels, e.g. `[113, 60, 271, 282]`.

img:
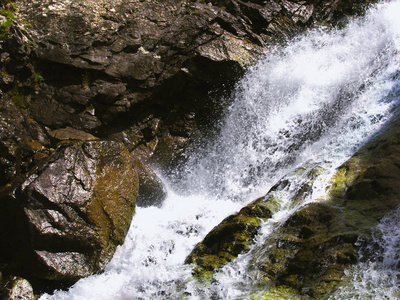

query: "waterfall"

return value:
[41, 0, 400, 299]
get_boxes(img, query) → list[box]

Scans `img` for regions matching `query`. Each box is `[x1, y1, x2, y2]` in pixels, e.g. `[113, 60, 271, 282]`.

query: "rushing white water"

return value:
[42, 1, 400, 299]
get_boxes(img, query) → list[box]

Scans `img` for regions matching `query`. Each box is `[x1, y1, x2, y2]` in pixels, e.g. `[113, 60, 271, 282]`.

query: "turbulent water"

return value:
[330, 206, 400, 299]
[42, 1, 400, 299]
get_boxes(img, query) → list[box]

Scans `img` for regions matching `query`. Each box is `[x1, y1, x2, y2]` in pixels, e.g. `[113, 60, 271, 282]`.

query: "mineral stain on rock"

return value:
[0, 140, 138, 284]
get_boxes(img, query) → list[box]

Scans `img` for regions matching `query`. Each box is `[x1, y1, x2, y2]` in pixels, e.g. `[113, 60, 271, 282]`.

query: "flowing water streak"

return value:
[42, 0, 400, 299]
[190, 1, 400, 297]
[177, 0, 400, 203]
[330, 206, 400, 299]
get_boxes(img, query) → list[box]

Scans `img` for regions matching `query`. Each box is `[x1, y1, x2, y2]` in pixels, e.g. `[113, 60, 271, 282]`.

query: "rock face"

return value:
[11, 0, 376, 169]
[0, 140, 139, 282]
[16, 0, 259, 156]
[0, 96, 50, 187]
[0, 0, 379, 296]
[186, 110, 400, 298]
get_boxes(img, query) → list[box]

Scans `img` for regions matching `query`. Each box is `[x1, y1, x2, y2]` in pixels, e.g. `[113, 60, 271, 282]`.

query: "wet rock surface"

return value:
[185, 163, 324, 279]
[186, 109, 400, 297]
[133, 159, 167, 207]
[0, 140, 139, 284]
[0, 274, 35, 300]
[185, 200, 272, 278]
[0, 0, 379, 296]
[11, 0, 376, 168]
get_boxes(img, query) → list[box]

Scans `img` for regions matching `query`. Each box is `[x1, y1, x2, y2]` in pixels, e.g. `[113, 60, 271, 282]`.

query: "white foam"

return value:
[41, 1, 400, 298]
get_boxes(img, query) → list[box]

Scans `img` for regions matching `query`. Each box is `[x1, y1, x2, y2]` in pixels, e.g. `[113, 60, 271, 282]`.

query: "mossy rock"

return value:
[185, 211, 267, 278]
[248, 284, 312, 300]
[185, 163, 325, 279]
[0, 140, 139, 284]
[245, 112, 400, 297]
[247, 201, 360, 298]
[186, 111, 400, 297]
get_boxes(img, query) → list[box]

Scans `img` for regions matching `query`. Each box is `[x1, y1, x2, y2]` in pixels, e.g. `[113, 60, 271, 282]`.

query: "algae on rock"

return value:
[185, 110, 400, 298]
[0, 140, 139, 282]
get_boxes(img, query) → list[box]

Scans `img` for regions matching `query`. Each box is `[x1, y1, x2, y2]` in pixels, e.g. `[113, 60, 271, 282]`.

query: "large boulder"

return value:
[0, 140, 139, 283]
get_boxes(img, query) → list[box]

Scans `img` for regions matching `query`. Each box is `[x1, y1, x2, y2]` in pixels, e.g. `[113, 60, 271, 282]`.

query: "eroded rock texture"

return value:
[0, 140, 139, 282]
[0, 274, 35, 300]
[11, 0, 375, 169]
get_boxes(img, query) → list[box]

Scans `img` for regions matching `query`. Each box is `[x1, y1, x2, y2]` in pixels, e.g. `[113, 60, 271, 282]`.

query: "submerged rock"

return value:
[0, 140, 139, 283]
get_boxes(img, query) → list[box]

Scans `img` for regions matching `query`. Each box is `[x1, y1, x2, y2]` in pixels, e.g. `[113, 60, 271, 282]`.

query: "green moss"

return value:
[0, 9, 15, 20]
[0, 17, 13, 38]
[248, 285, 310, 300]
[33, 71, 44, 85]
[0, 5, 16, 38]
[187, 114, 400, 297]
[8, 84, 26, 108]
[1, 0, 16, 9]
[84, 103, 95, 113]
[326, 158, 362, 200]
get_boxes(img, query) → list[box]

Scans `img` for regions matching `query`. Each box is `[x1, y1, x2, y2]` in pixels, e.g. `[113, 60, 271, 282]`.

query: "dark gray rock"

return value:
[133, 159, 168, 208]
[3, 0, 374, 174]
[0, 95, 50, 186]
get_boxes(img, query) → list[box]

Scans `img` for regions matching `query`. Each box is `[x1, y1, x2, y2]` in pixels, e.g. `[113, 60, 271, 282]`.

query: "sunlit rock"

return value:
[49, 127, 98, 142]
[0, 274, 35, 300]
[0, 140, 139, 282]
[185, 163, 324, 279]
[186, 110, 400, 297]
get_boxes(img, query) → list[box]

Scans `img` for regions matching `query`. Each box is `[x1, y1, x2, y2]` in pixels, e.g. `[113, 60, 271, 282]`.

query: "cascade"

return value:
[41, 0, 400, 299]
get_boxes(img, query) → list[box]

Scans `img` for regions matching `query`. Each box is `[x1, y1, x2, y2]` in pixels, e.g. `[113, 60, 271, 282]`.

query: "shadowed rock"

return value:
[133, 159, 167, 208]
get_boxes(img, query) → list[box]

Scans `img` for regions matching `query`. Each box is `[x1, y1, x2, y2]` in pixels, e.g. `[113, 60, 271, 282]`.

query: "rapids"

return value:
[41, 0, 400, 298]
